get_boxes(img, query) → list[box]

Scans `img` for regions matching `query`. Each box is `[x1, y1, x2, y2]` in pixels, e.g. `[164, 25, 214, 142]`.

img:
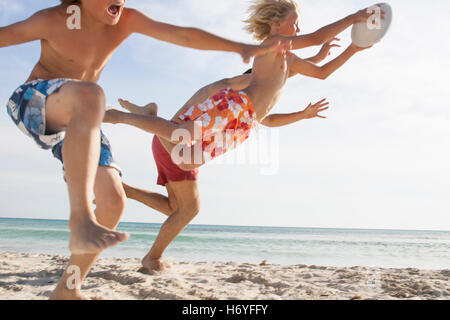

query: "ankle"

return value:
[69, 212, 96, 228]
[146, 253, 162, 261]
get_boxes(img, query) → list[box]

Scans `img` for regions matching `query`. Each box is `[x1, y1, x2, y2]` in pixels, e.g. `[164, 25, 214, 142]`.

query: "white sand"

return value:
[0, 251, 449, 300]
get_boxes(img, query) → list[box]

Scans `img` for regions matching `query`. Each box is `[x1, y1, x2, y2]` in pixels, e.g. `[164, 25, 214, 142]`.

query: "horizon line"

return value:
[0, 216, 449, 233]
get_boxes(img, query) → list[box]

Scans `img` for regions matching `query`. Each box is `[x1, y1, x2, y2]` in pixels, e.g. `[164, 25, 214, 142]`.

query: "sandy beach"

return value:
[0, 251, 449, 300]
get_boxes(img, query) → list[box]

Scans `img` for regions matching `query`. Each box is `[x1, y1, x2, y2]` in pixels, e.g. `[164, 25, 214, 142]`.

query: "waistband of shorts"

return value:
[23, 78, 77, 86]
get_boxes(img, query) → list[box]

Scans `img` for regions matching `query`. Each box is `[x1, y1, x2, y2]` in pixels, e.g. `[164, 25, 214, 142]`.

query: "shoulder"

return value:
[28, 6, 66, 26]
[260, 36, 276, 46]
[120, 7, 156, 31]
[121, 7, 152, 22]
[288, 52, 302, 64]
[36, 5, 66, 18]
[287, 51, 298, 60]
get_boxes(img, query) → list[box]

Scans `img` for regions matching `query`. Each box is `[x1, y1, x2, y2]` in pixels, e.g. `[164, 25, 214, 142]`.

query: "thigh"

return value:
[166, 180, 200, 211]
[45, 81, 104, 134]
[45, 81, 81, 134]
[158, 135, 206, 171]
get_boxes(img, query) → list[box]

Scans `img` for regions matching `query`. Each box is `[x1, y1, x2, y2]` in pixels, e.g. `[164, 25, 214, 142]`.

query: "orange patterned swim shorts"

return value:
[178, 88, 258, 161]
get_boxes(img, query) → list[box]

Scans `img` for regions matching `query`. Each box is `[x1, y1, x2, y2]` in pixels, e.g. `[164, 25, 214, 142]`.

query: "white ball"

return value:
[351, 3, 393, 48]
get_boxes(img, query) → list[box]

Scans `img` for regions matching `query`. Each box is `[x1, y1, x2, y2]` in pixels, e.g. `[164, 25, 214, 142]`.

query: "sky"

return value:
[0, 0, 449, 230]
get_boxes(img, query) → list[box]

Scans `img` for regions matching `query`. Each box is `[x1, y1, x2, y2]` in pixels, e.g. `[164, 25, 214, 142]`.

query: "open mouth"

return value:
[107, 4, 122, 17]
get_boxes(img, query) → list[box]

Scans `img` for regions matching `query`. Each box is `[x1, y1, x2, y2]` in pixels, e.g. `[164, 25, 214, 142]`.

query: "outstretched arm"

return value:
[125, 9, 288, 63]
[261, 99, 329, 128]
[304, 38, 341, 65]
[289, 43, 369, 80]
[0, 10, 50, 48]
[289, 6, 383, 50]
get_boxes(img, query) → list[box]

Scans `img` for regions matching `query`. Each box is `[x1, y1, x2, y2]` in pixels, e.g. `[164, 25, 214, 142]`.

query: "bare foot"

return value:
[118, 98, 158, 116]
[140, 256, 166, 275]
[69, 217, 129, 254]
[103, 109, 125, 124]
[49, 285, 88, 300]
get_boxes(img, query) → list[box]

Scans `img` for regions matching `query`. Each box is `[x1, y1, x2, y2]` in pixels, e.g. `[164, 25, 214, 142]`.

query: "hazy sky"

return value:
[0, 0, 449, 230]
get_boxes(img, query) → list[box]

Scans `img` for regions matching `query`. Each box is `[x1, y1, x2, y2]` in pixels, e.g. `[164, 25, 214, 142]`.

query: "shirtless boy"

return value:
[1, 0, 288, 299]
[103, 1, 381, 274]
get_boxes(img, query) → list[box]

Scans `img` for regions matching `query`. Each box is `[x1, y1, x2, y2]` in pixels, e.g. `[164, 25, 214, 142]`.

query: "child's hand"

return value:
[241, 37, 292, 63]
[354, 5, 386, 24]
[302, 99, 329, 119]
[317, 38, 341, 60]
[349, 42, 373, 52]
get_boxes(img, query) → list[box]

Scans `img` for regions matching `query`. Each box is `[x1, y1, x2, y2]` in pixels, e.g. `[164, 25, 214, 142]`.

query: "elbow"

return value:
[317, 70, 329, 80]
[261, 117, 274, 127]
[221, 78, 232, 87]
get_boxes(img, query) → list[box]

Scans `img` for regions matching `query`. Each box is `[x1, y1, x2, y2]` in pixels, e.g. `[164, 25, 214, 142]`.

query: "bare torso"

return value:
[27, 6, 132, 83]
[169, 37, 294, 124]
[243, 37, 295, 122]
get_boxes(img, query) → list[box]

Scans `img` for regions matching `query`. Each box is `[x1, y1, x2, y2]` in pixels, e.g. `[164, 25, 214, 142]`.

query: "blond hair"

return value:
[244, 0, 299, 41]
[60, 0, 80, 4]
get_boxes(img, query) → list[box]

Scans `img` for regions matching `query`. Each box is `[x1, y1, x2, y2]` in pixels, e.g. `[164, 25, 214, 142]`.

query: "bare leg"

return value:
[50, 167, 127, 300]
[141, 180, 200, 274]
[45, 82, 128, 254]
[104, 98, 201, 144]
[116, 99, 158, 116]
[104, 109, 199, 144]
[123, 182, 178, 217]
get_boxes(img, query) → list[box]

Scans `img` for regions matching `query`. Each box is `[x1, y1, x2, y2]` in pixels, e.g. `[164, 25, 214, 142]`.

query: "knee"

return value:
[68, 82, 106, 120]
[181, 200, 200, 221]
[168, 202, 178, 216]
[110, 189, 128, 216]
[98, 188, 127, 222]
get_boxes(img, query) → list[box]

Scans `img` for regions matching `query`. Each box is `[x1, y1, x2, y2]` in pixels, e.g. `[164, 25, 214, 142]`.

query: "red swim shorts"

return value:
[152, 135, 199, 186]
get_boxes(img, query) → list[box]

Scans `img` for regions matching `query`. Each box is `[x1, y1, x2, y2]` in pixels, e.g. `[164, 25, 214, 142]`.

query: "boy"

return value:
[1, 0, 289, 299]
[103, 1, 380, 274]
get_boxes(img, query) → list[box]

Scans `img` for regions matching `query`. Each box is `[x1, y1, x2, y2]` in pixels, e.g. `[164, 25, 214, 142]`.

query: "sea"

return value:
[0, 218, 449, 269]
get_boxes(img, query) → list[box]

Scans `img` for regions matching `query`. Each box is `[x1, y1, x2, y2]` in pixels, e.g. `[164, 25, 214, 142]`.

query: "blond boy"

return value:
[102, 1, 380, 274]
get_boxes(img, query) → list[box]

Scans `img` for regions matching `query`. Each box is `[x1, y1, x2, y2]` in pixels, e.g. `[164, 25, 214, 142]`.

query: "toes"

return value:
[114, 231, 129, 242]
[149, 103, 158, 115]
[118, 99, 131, 109]
[137, 267, 150, 275]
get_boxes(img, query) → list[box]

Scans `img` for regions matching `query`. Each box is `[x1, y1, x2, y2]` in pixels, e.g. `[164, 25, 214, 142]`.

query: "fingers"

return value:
[302, 98, 330, 119]
[314, 98, 328, 105]
[309, 98, 330, 119]
[327, 37, 340, 44]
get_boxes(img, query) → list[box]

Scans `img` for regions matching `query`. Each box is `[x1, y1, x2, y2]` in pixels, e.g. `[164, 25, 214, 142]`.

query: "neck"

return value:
[80, 5, 107, 32]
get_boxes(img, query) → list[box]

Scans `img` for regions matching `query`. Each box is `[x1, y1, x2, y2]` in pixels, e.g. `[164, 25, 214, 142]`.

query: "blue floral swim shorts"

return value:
[6, 78, 122, 175]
